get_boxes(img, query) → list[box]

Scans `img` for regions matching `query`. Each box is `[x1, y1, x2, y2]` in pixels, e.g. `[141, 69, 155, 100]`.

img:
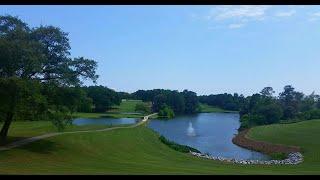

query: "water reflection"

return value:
[73, 117, 137, 126]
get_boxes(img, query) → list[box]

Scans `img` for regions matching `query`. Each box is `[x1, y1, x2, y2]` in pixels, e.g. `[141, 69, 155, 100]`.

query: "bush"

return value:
[159, 135, 200, 153]
[297, 109, 320, 120]
[240, 114, 265, 129]
[158, 105, 175, 118]
[255, 104, 283, 124]
[134, 102, 151, 114]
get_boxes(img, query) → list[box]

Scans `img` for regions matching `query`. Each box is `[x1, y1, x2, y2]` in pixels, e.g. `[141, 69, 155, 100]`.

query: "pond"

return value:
[73, 117, 138, 126]
[147, 113, 270, 160]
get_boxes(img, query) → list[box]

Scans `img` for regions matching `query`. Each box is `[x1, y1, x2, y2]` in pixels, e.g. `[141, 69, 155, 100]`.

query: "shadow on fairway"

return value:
[16, 139, 60, 154]
[0, 137, 27, 146]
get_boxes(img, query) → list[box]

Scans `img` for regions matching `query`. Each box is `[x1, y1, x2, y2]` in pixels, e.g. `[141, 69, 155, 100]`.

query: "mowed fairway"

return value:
[73, 100, 150, 119]
[109, 100, 148, 113]
[1, 119, 320, 174]
[0, 121, 114, 145]
[198, 103, 237, 113]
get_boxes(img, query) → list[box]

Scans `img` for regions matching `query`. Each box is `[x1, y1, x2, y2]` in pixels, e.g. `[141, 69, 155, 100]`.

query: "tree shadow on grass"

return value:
[0, 136, 26, 146]
[16, 138, 61, 154]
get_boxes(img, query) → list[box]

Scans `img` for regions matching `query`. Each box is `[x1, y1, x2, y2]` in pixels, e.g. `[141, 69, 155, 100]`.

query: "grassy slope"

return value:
[73, 100, 149, 119]
[199, 103, 238, 113]
[247, 119, 320, 174]
[0, 121, 114, 145]
[109, 100, 146, 113]
[1, 120, 320, 174]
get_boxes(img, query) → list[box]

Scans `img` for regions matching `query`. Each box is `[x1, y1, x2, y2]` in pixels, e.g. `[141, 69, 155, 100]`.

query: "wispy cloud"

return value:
[204, 5, 272, 29]
[275, 10, 296, 17]
[207, 5, 272, 22]
[308, 12, 320, 22]
[228, 23, 245, 29]
[199, 5, 308, 29]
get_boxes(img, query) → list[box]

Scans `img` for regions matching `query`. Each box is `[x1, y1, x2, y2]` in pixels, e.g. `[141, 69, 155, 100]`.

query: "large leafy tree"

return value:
[152, 94, 167, 112]
[279, 85, 304, 119]
[182, 90, 199, 114]
[260, 87, 275, 97]
[83, 86, 120, 112]
[0, 15, 98, 141]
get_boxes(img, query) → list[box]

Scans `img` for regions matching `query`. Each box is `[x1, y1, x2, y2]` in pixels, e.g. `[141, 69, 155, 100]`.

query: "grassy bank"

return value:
[73, 100, 150, 119]
[0, 121, 115, 145]
[247, 119, 320, 168]
[198, 103, 238, 113]
[73, 102, 237, 119]
[1, 119, 320, 174]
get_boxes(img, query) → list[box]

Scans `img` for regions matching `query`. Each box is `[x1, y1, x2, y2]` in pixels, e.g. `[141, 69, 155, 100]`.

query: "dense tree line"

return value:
[239, 86, 320, 129]
[134, 102, 151, 114]
[199, 86, 320, 129]
[132, 89, 199, 116]
[118, 91, 135, 100]
[199, 93, 246, 111]
[81, 86, 120, 113]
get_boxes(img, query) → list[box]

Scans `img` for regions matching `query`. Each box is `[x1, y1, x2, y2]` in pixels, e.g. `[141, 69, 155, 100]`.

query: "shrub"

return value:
[158, 105, 175, 118]
[239, 114, 265, 129]
[134, 102, 151, 114]
[159, 135, 200, 153]
[297, 109, 320, 120]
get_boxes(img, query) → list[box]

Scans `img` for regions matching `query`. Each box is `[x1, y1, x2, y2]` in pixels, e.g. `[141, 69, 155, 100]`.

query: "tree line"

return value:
[199, 93, 246, 111]
[238, 86, 320, 129]
[132, 89, 199, 117]
[199, 86, 320, 129]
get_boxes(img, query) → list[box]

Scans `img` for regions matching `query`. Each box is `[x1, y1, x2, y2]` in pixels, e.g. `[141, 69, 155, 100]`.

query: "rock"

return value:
[189, 151, 303, 165]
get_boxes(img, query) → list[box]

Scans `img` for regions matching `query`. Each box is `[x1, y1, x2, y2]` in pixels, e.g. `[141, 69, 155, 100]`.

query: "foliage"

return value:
[238, 85, 320, 129]
[118, 92, 135, 100]
[279, 85, 303, 120]
[133, 89, 198, 115]
[83, 86, 120, 113]
[159, 135, 201, 153]
[199, 93, 246, 111]
[134, 102, 151, 114]
[0, 15, 98, 140]
[182, 90, 199, 114]
[158, 105, 175, 118]
[297, 109, 320, 121]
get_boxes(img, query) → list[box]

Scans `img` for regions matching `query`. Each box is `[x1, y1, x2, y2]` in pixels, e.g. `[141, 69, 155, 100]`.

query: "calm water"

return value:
[73, 117, 138, 126]
[148, 113, 270, 160]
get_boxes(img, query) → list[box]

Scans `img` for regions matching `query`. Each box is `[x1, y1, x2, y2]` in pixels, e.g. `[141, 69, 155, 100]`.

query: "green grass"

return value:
[74, 102, 235, 119]
[0, 121, 115, 145]
[73, 112, 143, 119]
[108, 99, 146, 113]
[73, 100, 151, 119]
[247, 119, 320, 173]
[198, 103, 238, 113]
[1, 119, 320, 174]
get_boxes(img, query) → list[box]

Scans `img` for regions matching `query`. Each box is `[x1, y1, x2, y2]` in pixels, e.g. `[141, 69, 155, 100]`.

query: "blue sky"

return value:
[1, 5, 320, 96]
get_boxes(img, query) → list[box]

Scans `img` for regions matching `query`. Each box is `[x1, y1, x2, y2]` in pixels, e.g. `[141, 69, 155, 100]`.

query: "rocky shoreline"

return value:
[189, 128, 304, 165]
[190, 151, 303, 165]
[232, 129, 301, 154]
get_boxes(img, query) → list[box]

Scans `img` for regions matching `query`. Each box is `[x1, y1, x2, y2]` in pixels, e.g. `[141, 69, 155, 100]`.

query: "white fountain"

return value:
[187, 121, 196, 136]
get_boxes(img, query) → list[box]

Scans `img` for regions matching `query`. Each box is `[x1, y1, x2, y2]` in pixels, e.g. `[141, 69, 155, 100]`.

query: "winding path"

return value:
[0, 113, 157, 151]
